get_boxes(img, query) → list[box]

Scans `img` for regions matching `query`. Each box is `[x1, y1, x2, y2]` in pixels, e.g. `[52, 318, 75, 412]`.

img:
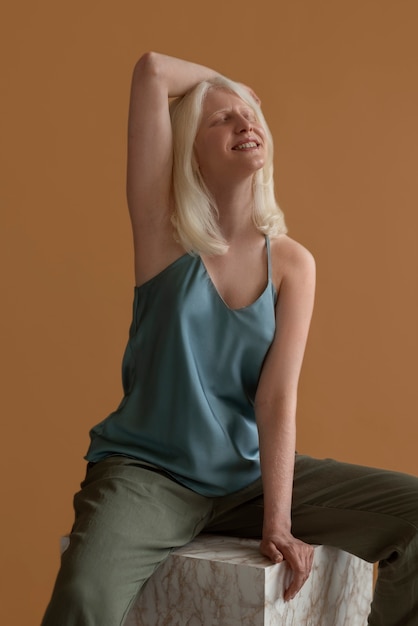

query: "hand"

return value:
[238, 83, 261, 106]
[259, 532, 314, 601]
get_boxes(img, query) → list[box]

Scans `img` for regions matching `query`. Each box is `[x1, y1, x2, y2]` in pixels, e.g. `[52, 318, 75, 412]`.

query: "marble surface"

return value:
[125, 534, 374, 626]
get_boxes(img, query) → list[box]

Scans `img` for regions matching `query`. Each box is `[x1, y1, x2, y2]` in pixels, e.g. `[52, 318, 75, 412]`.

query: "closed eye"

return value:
[210, 114, 230, 126]
[242, 109, 257, 123]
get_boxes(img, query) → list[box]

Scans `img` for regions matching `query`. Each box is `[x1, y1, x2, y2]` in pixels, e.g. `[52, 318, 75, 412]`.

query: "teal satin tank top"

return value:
[86, 238, 277, 496]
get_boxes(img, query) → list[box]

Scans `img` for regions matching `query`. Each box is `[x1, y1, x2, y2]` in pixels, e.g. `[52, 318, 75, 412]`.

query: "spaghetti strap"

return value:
[265, 235, 272, 281]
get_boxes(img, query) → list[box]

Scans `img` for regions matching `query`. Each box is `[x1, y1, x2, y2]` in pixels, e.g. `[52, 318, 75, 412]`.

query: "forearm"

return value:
[133, 51, 220, 99]
[256, 397, 297, 536]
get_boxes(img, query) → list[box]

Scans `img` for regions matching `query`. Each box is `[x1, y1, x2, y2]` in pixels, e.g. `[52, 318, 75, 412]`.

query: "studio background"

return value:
[2, 1, 417, 624]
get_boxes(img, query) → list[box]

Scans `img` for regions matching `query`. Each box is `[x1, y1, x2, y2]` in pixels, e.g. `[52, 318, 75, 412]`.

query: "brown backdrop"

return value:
[2, 1, 418, 623]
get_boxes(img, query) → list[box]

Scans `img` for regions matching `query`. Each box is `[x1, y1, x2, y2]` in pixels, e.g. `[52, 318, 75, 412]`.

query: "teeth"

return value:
[234, 141, 258, 150]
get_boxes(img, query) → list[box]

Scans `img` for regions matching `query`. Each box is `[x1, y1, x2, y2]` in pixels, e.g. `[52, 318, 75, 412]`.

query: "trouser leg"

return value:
[204, 477, 264, 536]
[291, 455, 418, 626]
[41, 457, 213, 626]
[205, 454, 418, 626]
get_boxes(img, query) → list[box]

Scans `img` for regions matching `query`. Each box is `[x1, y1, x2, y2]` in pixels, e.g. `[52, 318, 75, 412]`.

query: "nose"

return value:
[235, 114, 253, 133]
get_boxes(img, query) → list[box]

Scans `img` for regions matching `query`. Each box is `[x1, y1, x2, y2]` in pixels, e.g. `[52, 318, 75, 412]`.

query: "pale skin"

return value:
[128, 51, 316, 601]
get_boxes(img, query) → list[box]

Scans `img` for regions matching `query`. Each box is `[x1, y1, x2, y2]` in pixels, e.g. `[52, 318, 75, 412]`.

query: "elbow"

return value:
[133, 51, 163, 82]
[255, 391, 297, 416]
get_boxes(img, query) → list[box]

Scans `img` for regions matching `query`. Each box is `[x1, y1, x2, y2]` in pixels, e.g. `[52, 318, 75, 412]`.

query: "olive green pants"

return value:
[41, 455, 418, 626]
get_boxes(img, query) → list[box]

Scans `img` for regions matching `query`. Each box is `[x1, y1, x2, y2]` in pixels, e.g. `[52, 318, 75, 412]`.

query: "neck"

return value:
[209, 177, 255, 240]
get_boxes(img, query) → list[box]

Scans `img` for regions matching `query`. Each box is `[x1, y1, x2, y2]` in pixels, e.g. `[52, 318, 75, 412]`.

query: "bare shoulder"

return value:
[270, 234, 316, 288]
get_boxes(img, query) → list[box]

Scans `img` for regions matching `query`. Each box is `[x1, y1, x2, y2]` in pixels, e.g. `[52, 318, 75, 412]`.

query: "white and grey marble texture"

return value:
[126, 534, 374, 626]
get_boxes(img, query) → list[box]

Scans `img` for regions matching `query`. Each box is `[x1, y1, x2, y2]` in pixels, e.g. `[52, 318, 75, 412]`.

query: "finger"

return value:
[239, 83, 261, 106]
[249, 88, 261, 106]
[284, 567, 311, 601]
[259, 540, 284, 564]
[283, 551, 314, 601]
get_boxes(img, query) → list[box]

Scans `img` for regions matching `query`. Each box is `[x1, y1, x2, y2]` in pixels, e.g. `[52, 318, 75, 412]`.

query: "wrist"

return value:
[263, 510, 291, 535]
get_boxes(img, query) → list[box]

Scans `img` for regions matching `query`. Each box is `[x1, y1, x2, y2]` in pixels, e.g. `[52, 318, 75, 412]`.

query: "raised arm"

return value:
[255, 237, 316, 601]
[126, 52, 219, 284]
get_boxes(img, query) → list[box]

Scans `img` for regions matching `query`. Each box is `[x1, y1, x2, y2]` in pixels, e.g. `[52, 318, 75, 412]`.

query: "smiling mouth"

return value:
[232, 141, 259, 150]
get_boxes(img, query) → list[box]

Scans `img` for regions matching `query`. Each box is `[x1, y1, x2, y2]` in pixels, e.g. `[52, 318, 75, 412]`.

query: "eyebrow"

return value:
[207, 108, 230, 120]
[206, 105, 255, 121]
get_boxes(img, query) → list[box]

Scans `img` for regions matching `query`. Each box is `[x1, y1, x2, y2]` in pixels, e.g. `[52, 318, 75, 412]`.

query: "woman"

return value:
[42, 52, 418, 626]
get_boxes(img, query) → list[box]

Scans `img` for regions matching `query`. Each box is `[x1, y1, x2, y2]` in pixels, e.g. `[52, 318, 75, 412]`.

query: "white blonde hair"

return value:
[169, 76, 287, 255]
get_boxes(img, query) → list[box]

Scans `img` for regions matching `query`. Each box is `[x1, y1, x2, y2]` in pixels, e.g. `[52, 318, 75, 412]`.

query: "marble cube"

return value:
[125, 534, 374, 626]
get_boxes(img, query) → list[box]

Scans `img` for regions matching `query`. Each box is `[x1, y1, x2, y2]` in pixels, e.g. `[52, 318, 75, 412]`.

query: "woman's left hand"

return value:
[260, 531, 314, 601]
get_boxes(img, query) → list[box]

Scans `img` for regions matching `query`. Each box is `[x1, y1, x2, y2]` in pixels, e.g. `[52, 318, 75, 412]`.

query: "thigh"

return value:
[57, 457, 213, 618]
[291, 454, 418, 562]
[204, 478, 264, 537]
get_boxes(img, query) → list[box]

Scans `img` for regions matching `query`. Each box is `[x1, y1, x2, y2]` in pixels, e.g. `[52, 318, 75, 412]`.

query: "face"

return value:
[194, 88, 266, 185]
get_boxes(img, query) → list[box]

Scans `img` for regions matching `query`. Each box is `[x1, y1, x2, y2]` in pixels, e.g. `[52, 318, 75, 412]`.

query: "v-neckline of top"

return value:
[199, 236, 272, 312]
